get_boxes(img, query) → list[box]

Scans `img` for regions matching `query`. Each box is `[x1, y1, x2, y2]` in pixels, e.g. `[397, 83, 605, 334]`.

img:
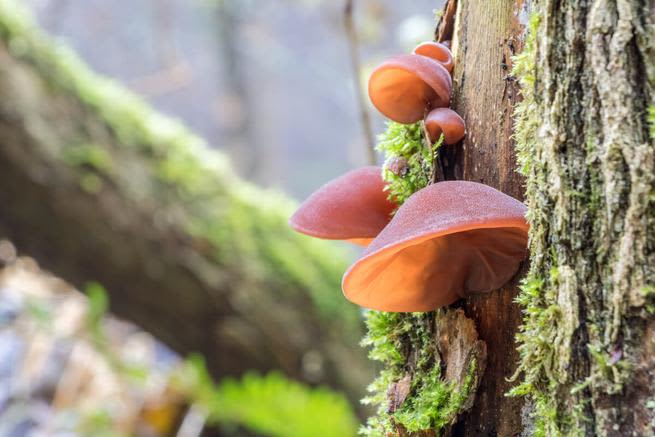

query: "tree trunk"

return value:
[365, 0, 653, 435]
[444, 0, 654, 434]
[511, 0, 654, 435]
[0, 3, 371, 405]
[447, 0, 529, 434]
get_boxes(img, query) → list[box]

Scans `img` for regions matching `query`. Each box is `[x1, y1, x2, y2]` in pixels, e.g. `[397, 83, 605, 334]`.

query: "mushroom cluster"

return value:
[368, 41, 465, 144]
[342, 181, 528, 311]
[289, 41, 528, 312]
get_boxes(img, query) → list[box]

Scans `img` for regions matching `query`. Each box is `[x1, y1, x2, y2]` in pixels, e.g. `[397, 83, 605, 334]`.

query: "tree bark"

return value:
[386, 0, 653, 435]
[447, 0, 654, 434]
[446, 1, 529, 434]
[512, 0, 654, 435]
[0, 4, 371, 405]
[362, 2, 531, 435]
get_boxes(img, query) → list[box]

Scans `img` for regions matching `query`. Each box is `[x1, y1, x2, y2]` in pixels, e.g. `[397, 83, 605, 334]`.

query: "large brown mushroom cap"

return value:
[413, 41, 454, 74]
[289, 166, 395, 246]
[424, 107, 466, 144]
[342, 181, 528, 311]
[368, 54, 452, 124]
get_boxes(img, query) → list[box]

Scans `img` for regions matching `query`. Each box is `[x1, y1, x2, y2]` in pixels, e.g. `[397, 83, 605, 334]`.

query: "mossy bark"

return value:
[0, 3, 372, 406]
[513, 1, 654, 435]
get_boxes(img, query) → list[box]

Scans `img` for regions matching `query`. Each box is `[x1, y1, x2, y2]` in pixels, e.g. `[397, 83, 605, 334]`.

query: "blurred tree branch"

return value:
[344, 0, 376, 165]
[0, 2, 371, 405]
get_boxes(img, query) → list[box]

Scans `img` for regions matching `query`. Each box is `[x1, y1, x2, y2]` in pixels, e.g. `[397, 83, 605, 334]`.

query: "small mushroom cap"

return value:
[424, 108, 466, 144]
[368, 54, 452, 124]
[342, 181, 528, 311]
[413, 41, 454, 74]
[289, 166, 395, 245]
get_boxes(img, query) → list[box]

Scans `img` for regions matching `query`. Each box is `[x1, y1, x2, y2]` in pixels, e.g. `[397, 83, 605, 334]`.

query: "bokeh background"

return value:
[0, 1, 442, 435]
[27, 0, 437, 198]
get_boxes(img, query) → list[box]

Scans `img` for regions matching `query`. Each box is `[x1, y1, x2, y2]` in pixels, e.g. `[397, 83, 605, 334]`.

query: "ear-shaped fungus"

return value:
[342, 181, 528, 311]
[368, 54, 452, 124]
[413, 41, 454, 74]
[424, 107, 466, 144]
[289, 166, 396, 246]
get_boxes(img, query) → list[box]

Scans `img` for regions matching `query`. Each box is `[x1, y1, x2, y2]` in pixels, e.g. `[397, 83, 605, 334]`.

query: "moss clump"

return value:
[394, 358, 477, 432]
[360, 309, 476, 435]
[377, 121, 442, 205]
[61, 143, 114, 193]
[61, 143, 113, 173]
[643, 285, 655, 314]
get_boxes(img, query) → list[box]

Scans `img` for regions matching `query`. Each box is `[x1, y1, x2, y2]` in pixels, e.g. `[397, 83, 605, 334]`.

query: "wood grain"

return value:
[446, 1, 529, 434]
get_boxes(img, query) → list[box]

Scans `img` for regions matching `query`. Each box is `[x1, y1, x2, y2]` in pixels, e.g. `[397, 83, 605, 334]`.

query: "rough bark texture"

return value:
[513, 0, 655, 435]
[0, 4, 372, 405]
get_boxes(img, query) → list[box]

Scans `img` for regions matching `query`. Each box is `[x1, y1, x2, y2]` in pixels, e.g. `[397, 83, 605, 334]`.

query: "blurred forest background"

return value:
[28, 0, 438, 198]
[0, 0, 443, 436]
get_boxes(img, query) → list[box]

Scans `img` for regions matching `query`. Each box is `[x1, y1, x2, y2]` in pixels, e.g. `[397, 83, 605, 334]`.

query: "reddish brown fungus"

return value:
[424, 107, 466, 144]
[413, 41, 454, 74]
[342, 181, 528, 311]
[288, 166, 395, 246]
[368, 54, 452, 124]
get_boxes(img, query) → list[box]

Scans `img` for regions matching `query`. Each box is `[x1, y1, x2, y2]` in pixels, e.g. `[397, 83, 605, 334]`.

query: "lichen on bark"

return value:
[510, 2, 655, 434]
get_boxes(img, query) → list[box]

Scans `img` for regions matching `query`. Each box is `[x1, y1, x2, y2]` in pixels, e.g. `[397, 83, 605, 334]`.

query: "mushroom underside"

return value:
[424, 108, 466, 144]
[343, 226, 527, 312]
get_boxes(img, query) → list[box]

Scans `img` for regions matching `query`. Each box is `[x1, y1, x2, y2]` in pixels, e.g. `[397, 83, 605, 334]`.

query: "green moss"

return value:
[509, 11, 594, 434]
[360, 309, 475, 435]
[175, 355, 359, 437]
[644, 285, 655, 313]
[360, 310, 406, 366]
[395, 358, 477, 432]
[359, 311, 415, 436]
[61, 143, 113, 172]
[513, 13, 541, 179]
[61, 143, 114, 192]
[507, 10, 584, 434]
[377, 121, 442, 205]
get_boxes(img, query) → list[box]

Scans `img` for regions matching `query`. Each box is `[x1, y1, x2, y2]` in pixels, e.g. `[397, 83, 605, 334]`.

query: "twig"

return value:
[435, 0, 458, 43]
[421, 121, 444, 183]
[344, 0, 376, 165]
